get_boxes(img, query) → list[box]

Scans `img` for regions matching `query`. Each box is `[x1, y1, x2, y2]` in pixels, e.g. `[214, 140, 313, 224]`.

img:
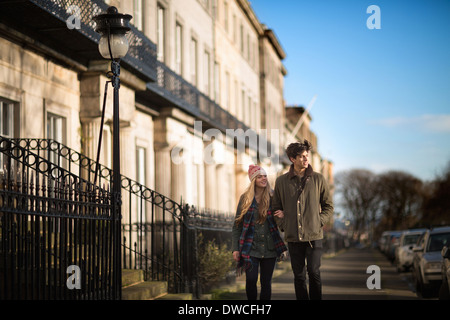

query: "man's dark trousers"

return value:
[288, 240, 322, 300]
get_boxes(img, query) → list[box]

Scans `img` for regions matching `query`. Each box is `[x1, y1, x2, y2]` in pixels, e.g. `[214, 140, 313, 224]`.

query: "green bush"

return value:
[197, 233, 234, 291]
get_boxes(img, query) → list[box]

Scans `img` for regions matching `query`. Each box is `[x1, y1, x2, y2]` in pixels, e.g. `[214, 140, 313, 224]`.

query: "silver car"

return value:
[439, 246, 450, 300]
[412, 226, 450, 298]
[395, 229, 427, 272]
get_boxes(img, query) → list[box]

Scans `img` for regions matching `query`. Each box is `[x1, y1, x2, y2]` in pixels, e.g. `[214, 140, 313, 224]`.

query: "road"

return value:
[225, 247, 428, 300]
[272, 247, 418, 300]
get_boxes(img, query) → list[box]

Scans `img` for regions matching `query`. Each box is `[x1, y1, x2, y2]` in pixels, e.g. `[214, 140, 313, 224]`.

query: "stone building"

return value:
[0, 0, 332, 222]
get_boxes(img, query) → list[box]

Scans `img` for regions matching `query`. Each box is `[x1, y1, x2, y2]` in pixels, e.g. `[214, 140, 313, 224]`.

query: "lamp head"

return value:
[93, 6, 132, 60]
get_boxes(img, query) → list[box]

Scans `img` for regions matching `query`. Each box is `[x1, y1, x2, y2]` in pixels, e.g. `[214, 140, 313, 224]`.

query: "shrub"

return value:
[197, 233, 234, 291]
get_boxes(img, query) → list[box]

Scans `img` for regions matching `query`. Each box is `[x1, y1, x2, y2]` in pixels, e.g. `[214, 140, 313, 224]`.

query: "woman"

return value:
[232, 164, 287, 300]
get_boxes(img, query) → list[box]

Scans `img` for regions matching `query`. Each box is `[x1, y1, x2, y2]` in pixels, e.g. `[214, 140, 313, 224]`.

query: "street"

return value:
[225, 247, 433, 300]
[275, 247, 419, 300]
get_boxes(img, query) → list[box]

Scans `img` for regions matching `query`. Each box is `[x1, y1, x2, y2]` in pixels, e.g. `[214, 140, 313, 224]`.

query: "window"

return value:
[247, 33, 250, 60]
[240, 24, 244, 53]
[157, 4, 165, 62]
[133, 0, 143, 31]
[136, 146, 147, 223]
[247, 96, 251, 127]
[175, 23, 183, 75]
[47, 113, 65, 143]
[224, 2, 229, 32]
[0, 98, 18, 171]
[202, 0, 210, 11]
[253, 101, 259, 130]
[231, 14, 235, 43]
[0, 99, 15, 139]
[241, 89, 245, 121]
[203, 51, 210, 95]
[214, 62, 220, 103]
[190, 38, 198, 85]
[224, 71, 230, 110]
[47, 112, 67, 168]
[233, 79, 238, 116]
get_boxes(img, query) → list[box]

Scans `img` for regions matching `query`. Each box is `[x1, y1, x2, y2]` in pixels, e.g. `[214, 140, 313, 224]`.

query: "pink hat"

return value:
[248, 164, 267, 181]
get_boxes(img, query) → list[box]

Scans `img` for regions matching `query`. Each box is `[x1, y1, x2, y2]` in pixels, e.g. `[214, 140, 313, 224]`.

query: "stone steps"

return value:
[122, 269, 192, 300]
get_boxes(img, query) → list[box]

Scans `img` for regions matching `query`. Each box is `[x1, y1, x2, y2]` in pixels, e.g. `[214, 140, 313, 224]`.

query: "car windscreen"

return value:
[403, 234, 422, 246]
[427, 232, 450, 252]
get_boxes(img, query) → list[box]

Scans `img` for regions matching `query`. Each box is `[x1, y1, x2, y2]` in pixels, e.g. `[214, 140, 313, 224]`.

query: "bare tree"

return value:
[335, 169, 381, 242]
[377, 170, 423, 230]
[422, 162, 450, 226]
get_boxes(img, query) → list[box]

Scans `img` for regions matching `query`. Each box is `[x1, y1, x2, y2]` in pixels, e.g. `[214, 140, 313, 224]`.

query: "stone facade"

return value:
[0, 0, 332, 222]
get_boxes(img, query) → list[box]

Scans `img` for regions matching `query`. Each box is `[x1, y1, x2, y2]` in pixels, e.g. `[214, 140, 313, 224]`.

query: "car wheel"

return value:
[415, 274, 422, 296]
[421, 283, 432, 299]
[439, 277, 450, 300]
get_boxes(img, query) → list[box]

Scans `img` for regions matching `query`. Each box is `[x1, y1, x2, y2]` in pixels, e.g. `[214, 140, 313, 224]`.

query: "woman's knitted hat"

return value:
[248, 164, 267, 181]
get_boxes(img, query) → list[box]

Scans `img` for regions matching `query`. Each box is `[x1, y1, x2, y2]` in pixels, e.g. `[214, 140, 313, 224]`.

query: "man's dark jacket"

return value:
[272, 164, 334, 242]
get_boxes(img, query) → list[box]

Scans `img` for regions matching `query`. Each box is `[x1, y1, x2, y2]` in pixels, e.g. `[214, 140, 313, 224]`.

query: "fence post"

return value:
[181, 204, 200, 298]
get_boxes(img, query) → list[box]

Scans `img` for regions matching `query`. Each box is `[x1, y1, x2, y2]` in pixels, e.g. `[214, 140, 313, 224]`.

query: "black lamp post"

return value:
[93, 6, 132, 300]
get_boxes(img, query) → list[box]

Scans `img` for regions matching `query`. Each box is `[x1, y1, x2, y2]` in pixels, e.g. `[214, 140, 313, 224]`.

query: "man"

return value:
[273, 140, 333, 300]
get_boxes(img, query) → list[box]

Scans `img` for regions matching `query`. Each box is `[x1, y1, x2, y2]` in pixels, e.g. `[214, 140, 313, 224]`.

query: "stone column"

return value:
[171, 150, 185, 205]
[204, 161, 217, 211]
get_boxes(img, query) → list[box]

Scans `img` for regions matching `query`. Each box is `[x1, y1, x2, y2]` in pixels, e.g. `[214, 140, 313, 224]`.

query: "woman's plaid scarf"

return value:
[237, 198, 287, 275]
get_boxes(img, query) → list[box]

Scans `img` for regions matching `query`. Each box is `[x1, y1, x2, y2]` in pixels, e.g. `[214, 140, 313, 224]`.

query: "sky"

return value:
[249, 0, 450, 182]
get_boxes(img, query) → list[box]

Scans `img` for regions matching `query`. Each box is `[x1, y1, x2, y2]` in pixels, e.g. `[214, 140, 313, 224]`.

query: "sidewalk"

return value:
[213, 247, 419, 300]
[209, 259, 291, 300]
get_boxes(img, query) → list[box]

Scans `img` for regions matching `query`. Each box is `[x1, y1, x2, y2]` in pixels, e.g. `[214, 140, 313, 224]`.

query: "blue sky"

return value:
[250, 0, 450, 181]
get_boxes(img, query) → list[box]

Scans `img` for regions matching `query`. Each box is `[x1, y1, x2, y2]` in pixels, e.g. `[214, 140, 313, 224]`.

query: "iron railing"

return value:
[27, 0, 281, 162]
[30, 0, 157, 82]
[150, 62, 281, 162]
[152, 62, 249, 133]
[8, 138, 234, 297]
[0, 136, 120, 300]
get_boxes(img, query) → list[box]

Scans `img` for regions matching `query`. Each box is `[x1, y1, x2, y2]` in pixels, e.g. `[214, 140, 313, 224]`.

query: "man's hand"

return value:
[274, 210, 284, 219]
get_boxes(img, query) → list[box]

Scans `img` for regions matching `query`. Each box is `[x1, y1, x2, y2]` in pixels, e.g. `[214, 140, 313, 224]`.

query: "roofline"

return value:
[237, 0, 286, 60]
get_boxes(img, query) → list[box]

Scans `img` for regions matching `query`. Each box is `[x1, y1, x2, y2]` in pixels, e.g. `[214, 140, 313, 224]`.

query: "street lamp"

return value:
[93, 6, 132, 300]
[94, 6, 132, 60]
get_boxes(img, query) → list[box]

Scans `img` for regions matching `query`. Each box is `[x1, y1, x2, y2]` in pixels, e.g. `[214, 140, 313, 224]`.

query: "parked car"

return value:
[385, 231, 403, 262]
[439, 246, 450, 300]
[379, 230, 400, 255]
[378, 231, 391, 253]
[395, 229, 427, 272]
[412, 226, 450, 298]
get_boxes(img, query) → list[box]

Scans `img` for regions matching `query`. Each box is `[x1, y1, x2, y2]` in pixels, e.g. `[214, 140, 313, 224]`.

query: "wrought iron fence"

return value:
[7, 138, 234, 297]
[0, 136, 120, 299]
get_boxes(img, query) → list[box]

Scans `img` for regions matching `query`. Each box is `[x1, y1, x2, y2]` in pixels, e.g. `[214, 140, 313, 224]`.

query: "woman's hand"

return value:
[232, 251, 240, 262]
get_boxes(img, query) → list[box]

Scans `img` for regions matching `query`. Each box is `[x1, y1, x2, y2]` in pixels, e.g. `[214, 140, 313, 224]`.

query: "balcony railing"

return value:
[23, 0, 281, 162]
[30, 0, 157, 82]
[148, 61, 281, 162]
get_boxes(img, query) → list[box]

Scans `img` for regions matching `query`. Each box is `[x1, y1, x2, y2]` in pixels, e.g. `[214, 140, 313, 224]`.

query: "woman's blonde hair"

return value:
[235, 175, 272, 225]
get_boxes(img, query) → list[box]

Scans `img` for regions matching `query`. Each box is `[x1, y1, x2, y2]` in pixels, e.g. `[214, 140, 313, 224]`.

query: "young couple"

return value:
[232, 140, 334, 300]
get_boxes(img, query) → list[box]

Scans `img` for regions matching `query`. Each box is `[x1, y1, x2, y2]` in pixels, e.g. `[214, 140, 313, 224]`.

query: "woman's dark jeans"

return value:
[245, 257, 277, 300]
[288, 240, 323, 300]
